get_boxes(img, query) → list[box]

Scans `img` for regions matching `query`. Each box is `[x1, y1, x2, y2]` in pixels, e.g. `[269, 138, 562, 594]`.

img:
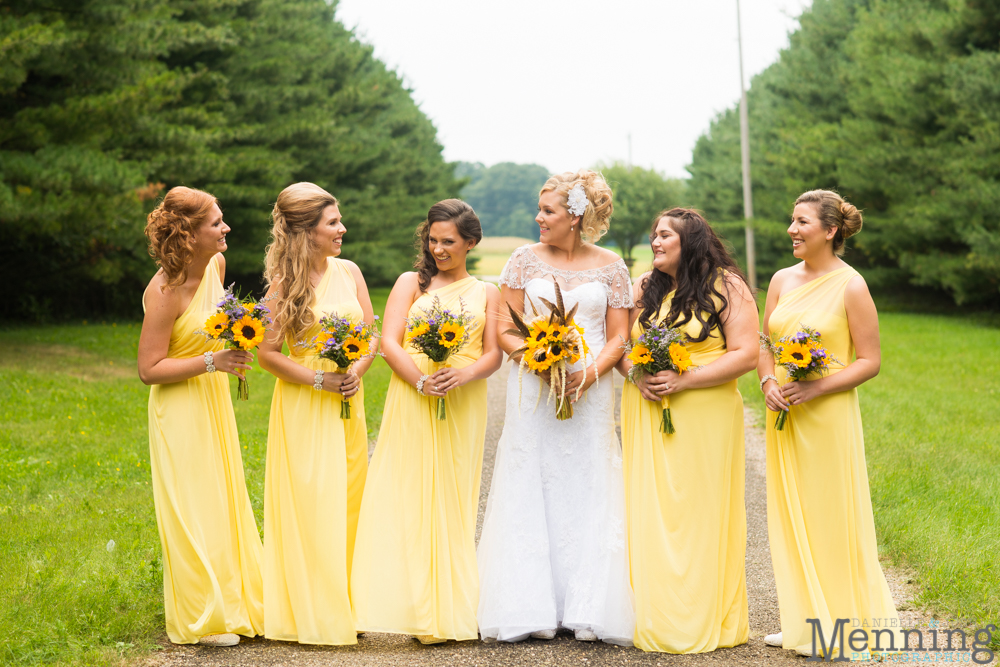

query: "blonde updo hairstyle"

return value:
[539, 170, 614, 243]
[144, 186, 219, 289]
[794, 190, 863, 256]
[264, 182, 339, 338]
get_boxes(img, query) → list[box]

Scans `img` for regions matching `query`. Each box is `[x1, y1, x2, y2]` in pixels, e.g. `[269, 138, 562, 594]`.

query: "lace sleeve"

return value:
[603, 260, 635, 309]
[498, 246, 532, 290]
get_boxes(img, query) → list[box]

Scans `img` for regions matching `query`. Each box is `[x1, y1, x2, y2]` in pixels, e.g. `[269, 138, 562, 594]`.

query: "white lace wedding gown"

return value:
[477, 245, 635, 645]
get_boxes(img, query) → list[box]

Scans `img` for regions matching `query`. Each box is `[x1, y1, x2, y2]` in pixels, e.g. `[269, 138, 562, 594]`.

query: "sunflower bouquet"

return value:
[623, 322, 694, 434]
[760, 324, 841, 430]
[197, 285, 271, 401]
[405, 296, 476, 420]
[505, 283, 593, 421]
[310, 312, 380, 419]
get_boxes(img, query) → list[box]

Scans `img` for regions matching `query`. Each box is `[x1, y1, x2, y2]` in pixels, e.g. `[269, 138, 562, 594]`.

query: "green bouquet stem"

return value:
[556, 397, 574, 421]
[337, 367, 351, 420]
[660, 407, 675, 434]
[436, 397, 446, 420]
[227, 342, 250, 401]
[774, 408, 788, 431]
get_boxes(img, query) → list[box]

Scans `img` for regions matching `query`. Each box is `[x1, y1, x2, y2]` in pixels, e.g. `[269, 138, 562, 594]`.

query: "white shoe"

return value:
[574, 628, 598, 642]
[530, 629, 556, 640]
[197, 633, 240, 647]
[763, 632, 783, 647]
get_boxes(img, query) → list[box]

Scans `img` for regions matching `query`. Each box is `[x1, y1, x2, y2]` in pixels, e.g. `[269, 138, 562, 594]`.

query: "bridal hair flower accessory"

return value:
[566, 184, 589, 217]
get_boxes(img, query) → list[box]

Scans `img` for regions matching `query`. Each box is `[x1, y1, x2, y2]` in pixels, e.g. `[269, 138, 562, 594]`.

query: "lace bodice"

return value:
[499, 246, 635, 310]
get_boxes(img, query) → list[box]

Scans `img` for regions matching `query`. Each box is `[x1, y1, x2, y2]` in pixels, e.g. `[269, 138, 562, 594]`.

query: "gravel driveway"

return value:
[145, 364, 938, 667]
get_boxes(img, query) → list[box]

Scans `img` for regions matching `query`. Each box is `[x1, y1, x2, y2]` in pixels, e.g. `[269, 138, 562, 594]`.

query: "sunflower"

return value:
[232, 316, 265, 350]
[438, 321, 465, 348]
[628, 344, 653, 366]
[526, 321, 553, 348]
[669, 342, 693, 372]
[525, 346, 556, 373]
[407, 321, 430, 340]
[545, 340, 566, 363]
[341, 336, 368, 361]
[779, 341, 813, 369]
[574, 324, 590, 355]
[314, 331, 333, 353]
[204, 312, 229, 339]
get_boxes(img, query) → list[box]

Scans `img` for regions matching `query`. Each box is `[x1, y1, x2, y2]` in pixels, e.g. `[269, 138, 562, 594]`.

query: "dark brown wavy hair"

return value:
[414, 199, 482, 292]
[144, 186, 218, 288]
[638, 208, 752, 343]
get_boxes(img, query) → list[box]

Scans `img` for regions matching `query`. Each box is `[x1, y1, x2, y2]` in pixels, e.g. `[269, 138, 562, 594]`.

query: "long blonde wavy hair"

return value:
[263, 182, 339, 338]
[539, 170, 614, 243]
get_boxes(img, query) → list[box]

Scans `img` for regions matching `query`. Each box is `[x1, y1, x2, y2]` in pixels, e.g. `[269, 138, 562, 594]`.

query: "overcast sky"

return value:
[336, 0, 811, 178]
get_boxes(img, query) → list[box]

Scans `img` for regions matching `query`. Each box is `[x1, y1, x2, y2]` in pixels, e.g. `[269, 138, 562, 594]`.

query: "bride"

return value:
[477, 170, 635, 645]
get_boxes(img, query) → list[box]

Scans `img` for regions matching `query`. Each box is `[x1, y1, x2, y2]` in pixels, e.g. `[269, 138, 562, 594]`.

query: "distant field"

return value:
[472, 236, 654, 279]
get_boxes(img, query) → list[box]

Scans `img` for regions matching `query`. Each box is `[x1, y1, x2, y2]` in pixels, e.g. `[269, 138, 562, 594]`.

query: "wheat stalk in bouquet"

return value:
[197, 285, 272, 401]
[623, 323, 695, 434]
[504, 283, 593, 421]
[760, 324, 841, 430]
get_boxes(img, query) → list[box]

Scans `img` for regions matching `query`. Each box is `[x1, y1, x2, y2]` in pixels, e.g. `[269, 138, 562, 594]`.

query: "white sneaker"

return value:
[574, 628, 598, 642]
[530, 629, 556, 640]
[763, 632, 783, 647]
[197, 633, 240, 647]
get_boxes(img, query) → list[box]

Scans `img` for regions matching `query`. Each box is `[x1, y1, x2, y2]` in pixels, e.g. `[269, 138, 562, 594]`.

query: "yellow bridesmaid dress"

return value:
[351, 277, 488, 641]
[263, 258, 368, 645]
[144, 255, 264, 644]
[620, 290, 749, 653]
[766, 267, 900, 658]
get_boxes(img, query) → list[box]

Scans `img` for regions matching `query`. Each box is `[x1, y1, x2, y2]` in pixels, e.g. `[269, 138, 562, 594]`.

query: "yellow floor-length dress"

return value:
[351, 277, 488, 641]
[144, 255, 265, 644]
[767, 267, 900, 659]
[263, 257, 368, 645]
[621, 292, 749, 653]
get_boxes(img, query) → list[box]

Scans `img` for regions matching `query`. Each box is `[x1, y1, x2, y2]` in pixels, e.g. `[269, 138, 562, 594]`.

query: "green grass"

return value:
[0, 290, 391, 665]
[1, 297, 998, 664]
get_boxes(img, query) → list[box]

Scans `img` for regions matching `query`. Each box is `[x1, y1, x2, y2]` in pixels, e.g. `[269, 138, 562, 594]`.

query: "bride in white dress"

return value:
[477, 170, 635, 645]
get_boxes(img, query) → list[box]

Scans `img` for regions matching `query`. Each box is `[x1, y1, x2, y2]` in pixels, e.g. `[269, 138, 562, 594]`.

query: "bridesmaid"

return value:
[257, 182, 377, 645]
[351, 199, 502, 644]
[759, 190, 900, 658]
[137, 186, 263, 647]
[617, 208, 757, 653]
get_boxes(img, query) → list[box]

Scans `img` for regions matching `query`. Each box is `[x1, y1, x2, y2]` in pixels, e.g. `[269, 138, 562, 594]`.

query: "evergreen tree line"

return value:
[1, 0, 458, 321]
[686, 0, 1000, 308]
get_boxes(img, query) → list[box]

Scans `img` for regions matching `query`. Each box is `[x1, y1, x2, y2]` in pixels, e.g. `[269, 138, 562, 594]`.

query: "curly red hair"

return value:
[145, 186, 218, 288]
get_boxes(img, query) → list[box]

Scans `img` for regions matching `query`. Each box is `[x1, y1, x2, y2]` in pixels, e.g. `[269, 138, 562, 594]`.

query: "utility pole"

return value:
[737, 0, 757, 290]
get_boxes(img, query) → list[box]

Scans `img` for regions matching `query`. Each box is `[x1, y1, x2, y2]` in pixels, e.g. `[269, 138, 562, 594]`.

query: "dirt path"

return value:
[146, 364, 935, 667]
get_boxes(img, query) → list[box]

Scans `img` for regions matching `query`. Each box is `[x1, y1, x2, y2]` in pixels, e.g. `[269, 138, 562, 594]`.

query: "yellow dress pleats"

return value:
[144, 255, 264, 644]
[263, 258, 368, 645]
[620, 292, 749, 653]
[766, 267, 900, 658]
[351, 277, 488, 640]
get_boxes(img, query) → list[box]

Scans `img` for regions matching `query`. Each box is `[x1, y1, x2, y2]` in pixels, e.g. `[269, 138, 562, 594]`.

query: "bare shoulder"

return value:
[339, 258, 368, 283]
[483, 281, 501, 298]
[766, 265, 798, 297]
[215, 252, 226, 271]
[592, 245, 623, 265]
[844, 272, 873, 301]
[723, 271, 754, 302]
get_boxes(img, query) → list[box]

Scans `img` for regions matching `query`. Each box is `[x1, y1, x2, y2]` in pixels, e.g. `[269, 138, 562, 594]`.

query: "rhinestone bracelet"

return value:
[759, 374, 778, 391]
[415, 374, 430, 396]
[204, 351, 216, 373]
[313, 369, 325, 391]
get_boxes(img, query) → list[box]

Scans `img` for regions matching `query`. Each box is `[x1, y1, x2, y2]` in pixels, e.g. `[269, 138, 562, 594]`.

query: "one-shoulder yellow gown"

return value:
[620, 292, 749, 653]
[767, 267, 900, 658]
[263, 258, 368, 645]
[144, 255, 264, 644]
[351, 277, 488, 641]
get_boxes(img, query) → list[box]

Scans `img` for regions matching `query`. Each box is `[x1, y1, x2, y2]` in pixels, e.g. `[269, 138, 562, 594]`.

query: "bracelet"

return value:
[313, 369, 325, 391]
[415, 374, 430, 396]
[204, 351, 216, 373]
[759, 374, 778, 391]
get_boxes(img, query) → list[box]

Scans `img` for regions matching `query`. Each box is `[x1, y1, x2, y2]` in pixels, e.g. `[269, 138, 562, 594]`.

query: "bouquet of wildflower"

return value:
[406, 296, 476, 420]
[623, 322, 694, 434]
[309, 312, 380, 419]
[504, 283, 593, 421]
[760, 324, 841, 430]
[197, 285, 271, 401]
